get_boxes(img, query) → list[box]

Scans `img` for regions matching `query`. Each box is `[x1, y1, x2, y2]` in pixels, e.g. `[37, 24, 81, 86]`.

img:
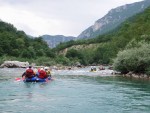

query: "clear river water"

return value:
[0, 68, 150, 113]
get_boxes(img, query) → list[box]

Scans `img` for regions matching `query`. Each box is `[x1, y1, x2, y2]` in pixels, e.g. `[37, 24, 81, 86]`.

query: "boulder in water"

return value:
[0, 61, 29, 68]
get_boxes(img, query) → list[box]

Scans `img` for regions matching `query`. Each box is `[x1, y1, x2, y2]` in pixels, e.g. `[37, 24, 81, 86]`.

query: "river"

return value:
[0, 68, 150, 113]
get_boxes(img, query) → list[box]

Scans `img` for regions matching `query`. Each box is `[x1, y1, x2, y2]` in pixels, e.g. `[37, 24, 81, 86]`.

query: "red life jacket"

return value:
[38, 70, 47, 79]
[26, 68, 34, 78]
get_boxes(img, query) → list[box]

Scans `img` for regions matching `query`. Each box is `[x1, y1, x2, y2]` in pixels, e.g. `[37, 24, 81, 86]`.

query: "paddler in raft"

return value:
[36, 68, 47, 79]
[36, 67, 51, 78]
[34, 67, 51, 82]
[22, 65, 36, 81]
[44, 67, 51, 77]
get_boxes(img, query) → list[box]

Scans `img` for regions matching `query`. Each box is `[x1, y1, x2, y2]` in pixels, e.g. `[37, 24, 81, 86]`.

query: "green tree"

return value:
[113, 43, 150, 74]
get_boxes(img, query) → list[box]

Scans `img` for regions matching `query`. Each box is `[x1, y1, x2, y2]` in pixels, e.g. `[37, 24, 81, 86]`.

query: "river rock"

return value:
[0, 61, 29, 68]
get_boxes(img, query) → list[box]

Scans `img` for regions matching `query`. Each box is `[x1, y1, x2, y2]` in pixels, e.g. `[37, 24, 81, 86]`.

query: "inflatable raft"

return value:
[23, 76, 51, 82]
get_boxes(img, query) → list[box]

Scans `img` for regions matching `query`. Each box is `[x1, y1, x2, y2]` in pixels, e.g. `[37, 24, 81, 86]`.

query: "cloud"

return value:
[0, 0, 143, 37]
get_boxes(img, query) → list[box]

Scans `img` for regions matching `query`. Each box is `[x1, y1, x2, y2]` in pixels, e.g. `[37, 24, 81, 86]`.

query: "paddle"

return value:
[15, 77, 25, 81]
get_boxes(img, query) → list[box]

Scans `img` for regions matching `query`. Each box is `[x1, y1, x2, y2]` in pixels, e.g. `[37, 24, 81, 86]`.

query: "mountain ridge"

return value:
[77, 0, 150, 39]
[42, 35, 76, 48]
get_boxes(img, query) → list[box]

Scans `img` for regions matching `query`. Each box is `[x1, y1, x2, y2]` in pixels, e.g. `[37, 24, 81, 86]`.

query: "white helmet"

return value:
[40, 68, 44, 70]
[44, 67, 49, 70]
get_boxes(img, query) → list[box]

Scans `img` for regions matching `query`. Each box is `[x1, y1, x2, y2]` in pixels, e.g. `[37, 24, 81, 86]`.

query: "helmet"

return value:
[44, 67, 49, 70]
[40, 68, 44, 70]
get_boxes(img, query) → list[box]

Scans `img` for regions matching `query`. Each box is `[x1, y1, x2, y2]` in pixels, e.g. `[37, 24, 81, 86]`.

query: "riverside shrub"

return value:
[113, 43, 150, 74]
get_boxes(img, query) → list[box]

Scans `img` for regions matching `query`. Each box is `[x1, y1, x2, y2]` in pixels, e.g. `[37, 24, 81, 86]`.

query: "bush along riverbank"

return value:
[113, 41, 150, 80]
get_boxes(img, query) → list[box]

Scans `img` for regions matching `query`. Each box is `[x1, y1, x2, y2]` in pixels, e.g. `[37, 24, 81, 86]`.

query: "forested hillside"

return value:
[54, 6, 150, 67]
[0, 21, 55, 65]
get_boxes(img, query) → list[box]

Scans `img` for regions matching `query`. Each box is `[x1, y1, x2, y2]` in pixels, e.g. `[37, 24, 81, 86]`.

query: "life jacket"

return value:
[26, 68, 34, 78]
[38, 70, 47, 79]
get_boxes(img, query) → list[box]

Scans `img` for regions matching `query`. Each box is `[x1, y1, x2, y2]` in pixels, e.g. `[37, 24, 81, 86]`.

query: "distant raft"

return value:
[90, 67, 97, 72]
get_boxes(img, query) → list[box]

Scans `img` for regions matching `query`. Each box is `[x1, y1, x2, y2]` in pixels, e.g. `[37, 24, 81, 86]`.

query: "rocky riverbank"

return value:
[121, 71, 150, 80]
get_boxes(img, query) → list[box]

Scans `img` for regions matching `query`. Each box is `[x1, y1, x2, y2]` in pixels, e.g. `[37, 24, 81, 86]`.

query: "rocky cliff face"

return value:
[78, 0, 150, 39]
[42, 35, 76, 48]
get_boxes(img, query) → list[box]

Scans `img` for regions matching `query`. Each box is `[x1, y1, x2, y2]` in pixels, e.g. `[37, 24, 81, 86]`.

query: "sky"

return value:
[0, 0, 143, 37]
